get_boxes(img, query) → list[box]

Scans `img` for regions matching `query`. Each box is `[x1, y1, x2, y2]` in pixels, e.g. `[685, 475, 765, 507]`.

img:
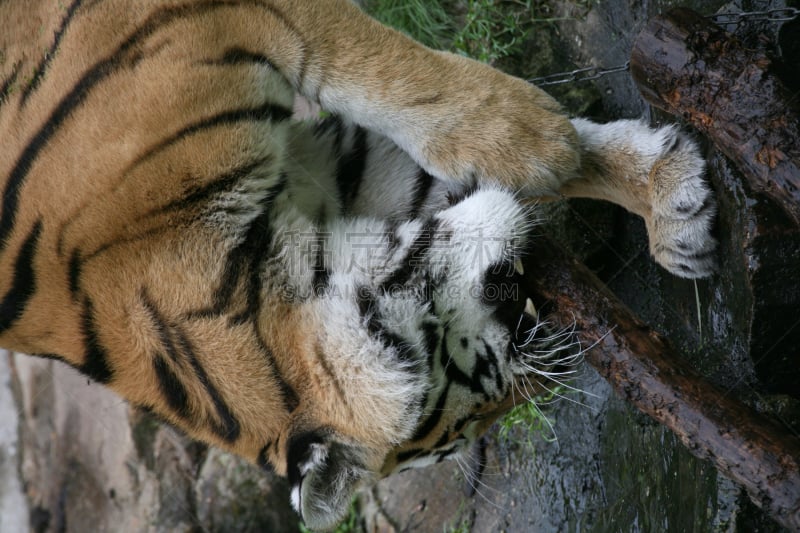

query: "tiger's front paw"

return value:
[413, 58, 580, 195]
[647, 129, 717, 278]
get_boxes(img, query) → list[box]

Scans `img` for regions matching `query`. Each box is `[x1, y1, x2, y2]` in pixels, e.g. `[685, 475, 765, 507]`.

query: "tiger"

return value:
[0, 0, 717, 530]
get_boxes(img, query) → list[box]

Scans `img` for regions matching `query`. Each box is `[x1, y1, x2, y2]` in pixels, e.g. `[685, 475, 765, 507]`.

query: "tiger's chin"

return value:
[290, 309, 582, 533]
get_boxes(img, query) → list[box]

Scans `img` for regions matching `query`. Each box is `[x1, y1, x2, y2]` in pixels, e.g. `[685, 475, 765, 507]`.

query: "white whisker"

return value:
[453, 455, 503, 510]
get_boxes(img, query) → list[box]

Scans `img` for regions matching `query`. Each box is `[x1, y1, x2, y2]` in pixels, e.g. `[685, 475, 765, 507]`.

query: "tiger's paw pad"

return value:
[647, 130, 717, 279]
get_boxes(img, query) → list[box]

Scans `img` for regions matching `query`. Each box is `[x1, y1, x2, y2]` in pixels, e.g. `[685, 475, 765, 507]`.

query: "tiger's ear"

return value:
[287, 430, 371, 532]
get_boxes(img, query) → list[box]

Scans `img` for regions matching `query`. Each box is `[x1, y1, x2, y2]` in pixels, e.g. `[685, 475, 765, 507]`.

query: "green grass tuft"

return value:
[366, 0, 537, 65]
[451, 0, 533, 64]
[497, 387, 562, 449]
[364, 0, 455, 49]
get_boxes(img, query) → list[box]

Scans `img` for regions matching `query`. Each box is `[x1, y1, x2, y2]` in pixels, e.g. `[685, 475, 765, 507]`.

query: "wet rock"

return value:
[195, 448, 299, 533]
[0, 355, 27, 533]
[1, 354, 300, 533]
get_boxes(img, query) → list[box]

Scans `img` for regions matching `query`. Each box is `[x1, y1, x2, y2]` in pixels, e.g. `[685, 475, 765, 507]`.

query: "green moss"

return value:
[130, 409, 161, 471]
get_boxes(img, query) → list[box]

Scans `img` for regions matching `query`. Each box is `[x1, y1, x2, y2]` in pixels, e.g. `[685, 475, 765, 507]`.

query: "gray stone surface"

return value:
[0, 354, 28, 533]
[1, 353, 300, 533]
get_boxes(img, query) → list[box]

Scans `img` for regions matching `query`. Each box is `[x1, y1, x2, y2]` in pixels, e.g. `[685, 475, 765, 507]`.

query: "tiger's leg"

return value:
[284, 113, 716, 279]
[557, 119, 717, 278]
[271, 2, 715, 277]
[269, 0, 581, 196]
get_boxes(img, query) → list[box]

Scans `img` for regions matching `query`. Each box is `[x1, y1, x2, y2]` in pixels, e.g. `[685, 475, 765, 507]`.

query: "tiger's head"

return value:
[266, 188, 580, 531]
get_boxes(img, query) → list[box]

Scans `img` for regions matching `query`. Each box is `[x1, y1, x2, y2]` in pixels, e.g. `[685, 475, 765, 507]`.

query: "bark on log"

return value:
[630, 8, 800, 224]
[521, 239, 800, 531]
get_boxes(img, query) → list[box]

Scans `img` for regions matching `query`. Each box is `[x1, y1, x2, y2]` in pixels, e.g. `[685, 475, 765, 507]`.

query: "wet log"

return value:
[521, 239, 800, 531]
[629, 8, 800, 224]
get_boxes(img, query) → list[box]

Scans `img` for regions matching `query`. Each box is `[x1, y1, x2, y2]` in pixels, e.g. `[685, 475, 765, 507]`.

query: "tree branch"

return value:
[520, 239, 800, 530]
[630, 8, 800, 224]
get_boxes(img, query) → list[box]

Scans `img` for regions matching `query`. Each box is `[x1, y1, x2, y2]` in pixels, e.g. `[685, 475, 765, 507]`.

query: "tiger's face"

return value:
[272, 188, 578, 530]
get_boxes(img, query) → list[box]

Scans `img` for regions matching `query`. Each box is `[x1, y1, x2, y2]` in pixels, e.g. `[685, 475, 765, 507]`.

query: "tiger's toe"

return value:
[647, 131, 718, 279]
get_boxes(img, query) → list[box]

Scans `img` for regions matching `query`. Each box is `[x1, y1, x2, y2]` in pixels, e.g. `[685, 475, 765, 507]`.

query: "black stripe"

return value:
[68, 249, 82, 298]
[257, 442, 275, 473]
[172, 326, 241, 442]
[435, 446, 458, 463]
[384, 330, 416, 362]
[254, 332, 300, 413]
[140, 290, 183, 364]
[446, 183, 480, 206]
[177, 174, 299, 414]
[20, 0, 84, 105]
[379, 220, 436, 291]
[440, 333, 472, 389]
[0, 61, 22, 107]
[141, 155, 273, 220]
[227, 0, 308, 91]
[408, 169, 435, 219]
[356, 285, 378, 319]
[79, 297, 114, 383]
[0, 221, 42, 335]
[313, 115, 343, 141]
[421, 320, 439, 363]
[215, 175, 287, 316]
[201, 47, 278, 70]
[153, 354, 191, 419]
[453, 415, 471, 434]
[0, 1, 249, 253]
[356, 286, 415, 361]
[141, 288, 241, 442]
[312, 267, 331, 297]
[179, 168, 282, 314]
[128, 102, 292, 174]
[482, 340, 504, 393]
[395, 448, 424, 464]
[311, 234, 330, 296]
[411, 383, 450, 441]
[385, 222, 401, 254]
[473, 341, 500, 395]
[433, 430, 450, 449]
[335, 126, 368, 212]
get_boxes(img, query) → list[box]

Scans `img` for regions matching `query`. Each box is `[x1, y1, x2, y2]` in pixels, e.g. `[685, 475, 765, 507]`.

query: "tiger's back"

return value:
[1, 0, 306, 460]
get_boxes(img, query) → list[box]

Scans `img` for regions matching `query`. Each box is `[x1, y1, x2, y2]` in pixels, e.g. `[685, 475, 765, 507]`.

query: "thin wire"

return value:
[528, 8, 799, 87]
